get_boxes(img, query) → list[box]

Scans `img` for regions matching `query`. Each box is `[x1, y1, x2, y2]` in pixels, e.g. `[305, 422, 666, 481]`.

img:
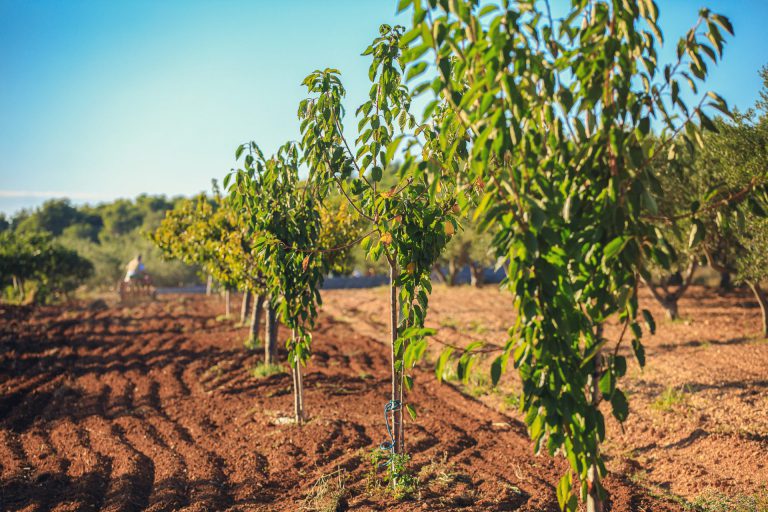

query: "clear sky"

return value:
[1, 0, 767, 216]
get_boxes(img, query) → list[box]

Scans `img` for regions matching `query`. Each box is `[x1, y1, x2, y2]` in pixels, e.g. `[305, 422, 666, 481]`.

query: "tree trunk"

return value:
[240, 290, 251, 325]
[587, 464, 604, 512]
[747, 281, 768, 337]
[587, 324, 605, 512]
[249, 294, 264, 343]
[224, 289, 231, 318]
[388, 261, 404, 456]
[432, 264, 447, 284]
[265, 301, 278, 365]
[661, 297, 679, 320]
[447, 259, 459, 286]
[719, 271, 733, 293]
[469, 262, 485, 287]
[292, 330, 304, 424]
[206, 274, 213, 296]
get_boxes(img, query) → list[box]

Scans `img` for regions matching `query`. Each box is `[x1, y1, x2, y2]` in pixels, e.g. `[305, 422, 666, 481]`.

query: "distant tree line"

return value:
[0, 194, 201, 303]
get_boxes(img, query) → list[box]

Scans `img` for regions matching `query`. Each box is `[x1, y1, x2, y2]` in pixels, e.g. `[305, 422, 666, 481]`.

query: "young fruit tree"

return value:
[227, 141, 328, 424]
[398, 0, 734, 509]
[151, 191, 268, 345]
[299, 25, 464, 480]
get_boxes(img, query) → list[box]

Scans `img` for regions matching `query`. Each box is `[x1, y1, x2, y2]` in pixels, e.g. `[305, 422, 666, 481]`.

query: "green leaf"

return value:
[405, 403, 417, 420]
[632, 338, 646, 367]
[490, 355, 503, 386]
[688, 219, 705, 248]
[604, 236, 629, 260]
[610, 390, 629, 422]
[435, 347, 453, 382]
[641, 309, 656, 335]
[556, 473, 570, 511]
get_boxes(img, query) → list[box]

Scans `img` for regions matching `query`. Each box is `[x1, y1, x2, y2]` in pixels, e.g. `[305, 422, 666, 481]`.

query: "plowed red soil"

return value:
[0, 288, 760, 511]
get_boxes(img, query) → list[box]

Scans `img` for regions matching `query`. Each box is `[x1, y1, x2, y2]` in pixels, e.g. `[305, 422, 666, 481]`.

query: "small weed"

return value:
[418, 453, 456, 490]
[686, 488, 768, 512]
[367, 448, 418, 500]
[302, 468, 349, 512]
[215, 314, 233, 322]
[251, 362, 285, 379]
[204, 363, 223, 378]
[467, 371, 492, 397]
[243, 336, 261, 351]
[468, 319, 488, 335]
[652, 385, 689, 412]
[438, 317, 459, 329]
[502, 392, 520, 411]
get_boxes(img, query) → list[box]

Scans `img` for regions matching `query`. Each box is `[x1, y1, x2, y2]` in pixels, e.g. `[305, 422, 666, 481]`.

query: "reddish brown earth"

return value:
[324, 285, 768, 509]
[0, 287, 764, 511]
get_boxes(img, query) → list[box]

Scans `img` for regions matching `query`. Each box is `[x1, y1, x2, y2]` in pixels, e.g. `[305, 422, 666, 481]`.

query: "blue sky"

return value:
[1, 0, 767, 216]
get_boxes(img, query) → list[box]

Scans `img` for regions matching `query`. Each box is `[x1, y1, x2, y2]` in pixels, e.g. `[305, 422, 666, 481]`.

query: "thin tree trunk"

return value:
[292, 359, 300, 422]
[240, 290, 251, 325]
[432, 264, 447, 284]
[587, 324, 605, 512]
[206, 274, 213, 296]
[265, 301, 278, 365]
[389, 260, 403, 455]
[447, 259, 459, 286]
[469, 262, 485, 287]
[249, 294, 264, 343]
[224, 289, 232, 318]
[292, 329, 304, 424]
[747, 281, 768, 337]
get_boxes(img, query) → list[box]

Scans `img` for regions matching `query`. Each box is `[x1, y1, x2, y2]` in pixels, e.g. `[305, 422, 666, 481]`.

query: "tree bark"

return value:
[432, 264, 447, 284]
[249, 294, 264, 343]
[447, 259, 459, 286]
[642, 261, 698, 321]
[292, 329, 304, 424]
[587, 324, 605, 512]
[747, 281, 768, 337]
[719, 271, 733, 293]
[265, 301, 278, 365]
[469, 261, 485, 287]
[224, 289, 231, 318]
[205, 274, 213, 296]
[389, 260, 403, 455]
[240, 290, 251, 325]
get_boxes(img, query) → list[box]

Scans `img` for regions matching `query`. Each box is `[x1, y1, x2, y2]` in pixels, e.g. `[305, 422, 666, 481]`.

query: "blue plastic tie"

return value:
[379, 399, 402, 474]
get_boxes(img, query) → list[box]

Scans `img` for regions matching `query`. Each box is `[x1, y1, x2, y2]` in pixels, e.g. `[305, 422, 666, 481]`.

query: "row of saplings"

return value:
[153, 2, 764, 511]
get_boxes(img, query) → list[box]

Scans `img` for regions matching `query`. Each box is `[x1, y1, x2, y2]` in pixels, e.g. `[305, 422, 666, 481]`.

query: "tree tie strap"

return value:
[379, 399, 402, 473]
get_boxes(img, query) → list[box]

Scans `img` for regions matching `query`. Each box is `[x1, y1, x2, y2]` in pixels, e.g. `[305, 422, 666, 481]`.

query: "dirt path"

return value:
[1, 295, 682, 511]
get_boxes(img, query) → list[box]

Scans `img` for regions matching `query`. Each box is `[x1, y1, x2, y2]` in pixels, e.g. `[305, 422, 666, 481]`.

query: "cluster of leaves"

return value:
[647, 66, 768, 322]
[227, 142, 326, 369]
[151, 189, 264, 295]
[397, 0, 732, 508]
[437, 214, 496, 286]
[0, 230, 93, 303]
